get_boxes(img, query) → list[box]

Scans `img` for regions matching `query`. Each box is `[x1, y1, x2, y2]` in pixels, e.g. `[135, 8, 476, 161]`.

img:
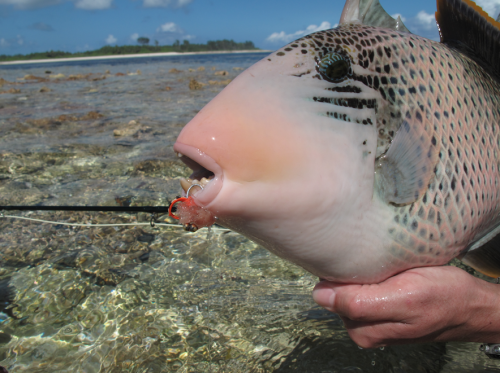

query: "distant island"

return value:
[0, 39, 259, 62]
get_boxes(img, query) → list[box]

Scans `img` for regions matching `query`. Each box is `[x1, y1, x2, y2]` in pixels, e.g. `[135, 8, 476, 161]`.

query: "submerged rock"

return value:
[208, 79, 232, 86]
[0, 89, 20, 94]
[189, 79, 204, 90]
[22, 74, 47, 81]
[49, 73, 65, 79]
[113, 120, 151, 137]
[0, 78, 11, 87]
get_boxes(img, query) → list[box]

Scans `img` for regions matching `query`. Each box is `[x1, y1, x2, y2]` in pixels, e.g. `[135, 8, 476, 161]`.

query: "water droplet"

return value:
[371, 361, 376, 366]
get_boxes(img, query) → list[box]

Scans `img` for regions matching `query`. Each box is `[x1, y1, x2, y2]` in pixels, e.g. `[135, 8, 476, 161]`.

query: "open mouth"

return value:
[173, 142, 223, 207]
[178, 154, 215, 193]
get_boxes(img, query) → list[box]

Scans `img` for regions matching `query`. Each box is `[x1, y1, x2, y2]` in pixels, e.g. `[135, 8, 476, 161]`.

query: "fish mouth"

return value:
[173, 142, 223, 207]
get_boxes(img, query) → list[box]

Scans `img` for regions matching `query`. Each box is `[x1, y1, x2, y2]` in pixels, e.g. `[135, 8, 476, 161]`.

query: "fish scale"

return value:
[287, 22, 500, 270]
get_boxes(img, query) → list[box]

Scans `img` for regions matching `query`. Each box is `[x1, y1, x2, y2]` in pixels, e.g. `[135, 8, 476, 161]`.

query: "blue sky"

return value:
[1, 0, 500, 55]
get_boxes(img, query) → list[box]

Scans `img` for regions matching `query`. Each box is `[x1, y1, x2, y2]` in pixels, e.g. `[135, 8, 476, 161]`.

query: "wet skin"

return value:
[313, 266, 500, 347]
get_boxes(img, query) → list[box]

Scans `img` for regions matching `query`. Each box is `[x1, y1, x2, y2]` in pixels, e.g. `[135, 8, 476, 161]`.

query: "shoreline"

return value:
[0, 50, 272, 66]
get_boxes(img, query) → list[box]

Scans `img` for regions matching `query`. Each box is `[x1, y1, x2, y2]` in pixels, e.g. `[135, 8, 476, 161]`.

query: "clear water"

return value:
[0, 53, 499, 372]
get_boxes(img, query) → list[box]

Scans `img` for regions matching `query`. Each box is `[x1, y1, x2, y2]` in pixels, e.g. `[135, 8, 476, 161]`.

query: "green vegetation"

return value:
[0, 39, 259, 62]
[137, 37, 150, 46]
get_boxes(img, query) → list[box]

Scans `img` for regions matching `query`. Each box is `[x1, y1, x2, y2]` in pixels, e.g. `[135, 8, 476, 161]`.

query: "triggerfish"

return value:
[173, 0, 500, 283]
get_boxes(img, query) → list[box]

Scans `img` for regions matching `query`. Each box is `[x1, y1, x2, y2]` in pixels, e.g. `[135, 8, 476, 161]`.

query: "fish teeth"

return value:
[180, 178, 191, 192]
[179, 176, 214, 193]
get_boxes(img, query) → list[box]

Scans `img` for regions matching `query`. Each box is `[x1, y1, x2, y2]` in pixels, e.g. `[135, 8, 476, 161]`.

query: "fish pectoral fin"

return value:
[460, 225, 500, 278]
[340, 0, 411, 33]
[376, 120, 439, 205]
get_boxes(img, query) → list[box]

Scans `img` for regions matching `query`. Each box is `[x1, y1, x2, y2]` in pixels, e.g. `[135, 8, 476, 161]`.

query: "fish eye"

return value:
[317, 53, 351, 83]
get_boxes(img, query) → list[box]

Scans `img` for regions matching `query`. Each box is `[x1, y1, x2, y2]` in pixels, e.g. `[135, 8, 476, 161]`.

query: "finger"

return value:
[312, 280, 358, 312]
[341, 317, 416, 348]
[313, 280, 414, 323]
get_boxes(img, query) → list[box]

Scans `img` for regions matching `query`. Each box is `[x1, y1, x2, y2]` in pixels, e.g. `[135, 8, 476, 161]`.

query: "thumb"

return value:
[312, 280, 360, 313]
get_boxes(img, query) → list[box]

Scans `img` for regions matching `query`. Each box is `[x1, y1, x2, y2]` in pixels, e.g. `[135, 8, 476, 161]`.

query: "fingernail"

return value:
[312, 282, 336, 312]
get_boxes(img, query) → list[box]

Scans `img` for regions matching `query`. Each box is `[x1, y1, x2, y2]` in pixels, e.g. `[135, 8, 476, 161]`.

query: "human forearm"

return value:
[455, 275, 500, 343]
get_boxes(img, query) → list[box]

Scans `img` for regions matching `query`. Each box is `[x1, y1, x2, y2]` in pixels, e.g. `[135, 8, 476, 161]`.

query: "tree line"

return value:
[0, 39, 258, 62]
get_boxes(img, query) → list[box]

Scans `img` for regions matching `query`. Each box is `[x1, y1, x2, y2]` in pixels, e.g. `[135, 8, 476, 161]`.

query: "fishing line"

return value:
[0, 203, 230, 232]
[0, 205, 171, 213]
[0, 204, 173, 229]
[0, 213, 230, 231]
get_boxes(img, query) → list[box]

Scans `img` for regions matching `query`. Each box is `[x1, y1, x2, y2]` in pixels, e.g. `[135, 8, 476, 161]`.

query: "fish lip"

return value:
[173, 142, 223, 207]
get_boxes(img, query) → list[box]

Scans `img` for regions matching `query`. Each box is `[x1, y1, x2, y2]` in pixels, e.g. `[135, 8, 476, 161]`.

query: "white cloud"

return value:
[75, 43, 92, 51]
[401, 10, 439, 40]
[266, 21, 334, 44]
[266, 31, 293, 43]
[0, 0, 116, 9]
[74, 0, 113, 10]
[157, 22, 180, 33]
[143, 0, 192, 8]
[153, 21, 194, 44]
[0, 35, 25, 49]
[0, 0, 60, 9]
[29, 22, 54, 31]
[130, 33, 139, 41]
[414, 10, 436, 30]
[475, 0, 500, 18]
[105, 34, 117, 44]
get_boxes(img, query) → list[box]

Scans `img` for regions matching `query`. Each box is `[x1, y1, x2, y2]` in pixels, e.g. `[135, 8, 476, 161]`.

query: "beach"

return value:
[0, 49, 272, 66]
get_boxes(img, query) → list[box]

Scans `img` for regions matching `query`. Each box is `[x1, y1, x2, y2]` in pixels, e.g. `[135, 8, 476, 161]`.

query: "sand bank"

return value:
[0, 50, 272, 66]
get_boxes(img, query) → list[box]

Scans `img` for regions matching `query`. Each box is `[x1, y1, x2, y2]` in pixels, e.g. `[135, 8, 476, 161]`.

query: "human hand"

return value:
[312, 266, 500, 347]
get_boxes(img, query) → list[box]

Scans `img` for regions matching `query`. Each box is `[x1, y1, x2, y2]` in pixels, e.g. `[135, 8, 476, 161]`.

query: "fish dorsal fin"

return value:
[376, 120, 439, 205]
[340, 0, 411, 33]
[436, 0, 500, 81]
[460, 225, 500, 277]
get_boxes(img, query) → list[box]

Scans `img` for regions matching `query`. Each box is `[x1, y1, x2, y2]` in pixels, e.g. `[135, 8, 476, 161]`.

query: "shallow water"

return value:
[1, 53, 500, 372]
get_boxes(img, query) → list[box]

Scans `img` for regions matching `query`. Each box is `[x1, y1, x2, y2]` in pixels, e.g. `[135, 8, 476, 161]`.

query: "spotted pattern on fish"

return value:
[273, 23, 500, 267]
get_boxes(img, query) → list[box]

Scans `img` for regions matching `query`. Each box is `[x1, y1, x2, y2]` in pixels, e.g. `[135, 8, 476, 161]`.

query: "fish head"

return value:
[174, 24, 408, 282]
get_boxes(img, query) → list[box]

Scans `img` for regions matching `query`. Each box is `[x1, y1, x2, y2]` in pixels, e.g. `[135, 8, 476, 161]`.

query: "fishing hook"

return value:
[186, 183, 204, 198]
